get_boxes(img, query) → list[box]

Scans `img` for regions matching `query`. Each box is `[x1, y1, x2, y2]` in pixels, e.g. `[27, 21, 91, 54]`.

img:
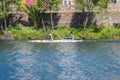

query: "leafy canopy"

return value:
[75, 0, 108, 11]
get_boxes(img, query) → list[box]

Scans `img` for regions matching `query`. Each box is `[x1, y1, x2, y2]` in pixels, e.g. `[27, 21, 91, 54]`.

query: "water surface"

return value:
[0, 40, 120, 80]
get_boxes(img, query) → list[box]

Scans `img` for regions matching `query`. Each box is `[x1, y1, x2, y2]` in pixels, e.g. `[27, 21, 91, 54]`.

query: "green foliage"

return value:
[15, 0, 40, 29]
[25, 5, 39, 29]
[53, 26, 72, 39]
[15, 0, 61, 30]
[15, 0, 23, 11]
[75, 0, 87, 10]
[8, 26, 45, 39]
[8, 24, 22, 30]
[99, 26, 120, 39]
[0, 0, 16, 31]
[50, 0, 61, 10]
[93, 0, 108, 8]
[0, 0, 14, 18]
[3, 25, 120, 39]
[38, 0, 61, 10]
[75, 0, 108, 11]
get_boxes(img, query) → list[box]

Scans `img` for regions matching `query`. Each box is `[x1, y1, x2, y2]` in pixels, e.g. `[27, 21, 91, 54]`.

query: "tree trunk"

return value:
[41, 13, 46, 32]
[33, 13, 38, 30]
[83, 0, 91, 29]
[91, 13, 97, 26]
[0, 20, 3, 31]
[3, 1, 7, 31]
[4, 17, 7, 31]
[50, 6, 54, 30]
[83, 13, 89, 29]
[34, 20, 37, 29]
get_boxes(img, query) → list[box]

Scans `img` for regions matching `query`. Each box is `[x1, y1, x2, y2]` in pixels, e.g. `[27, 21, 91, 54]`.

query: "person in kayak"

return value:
[67, 32, 74, 40]
[49, 33, 54, 40]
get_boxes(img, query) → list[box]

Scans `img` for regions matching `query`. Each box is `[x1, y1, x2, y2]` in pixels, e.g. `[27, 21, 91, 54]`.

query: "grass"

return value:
[1, 24, 120, 40]
[8, 25, 45, 39]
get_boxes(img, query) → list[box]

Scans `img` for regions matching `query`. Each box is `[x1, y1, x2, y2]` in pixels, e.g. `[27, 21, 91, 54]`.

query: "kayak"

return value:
[28, 40, 84, 43]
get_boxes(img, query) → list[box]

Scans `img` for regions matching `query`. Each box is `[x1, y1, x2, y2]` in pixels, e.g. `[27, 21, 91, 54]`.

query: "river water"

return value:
[0, 40, 120, 80]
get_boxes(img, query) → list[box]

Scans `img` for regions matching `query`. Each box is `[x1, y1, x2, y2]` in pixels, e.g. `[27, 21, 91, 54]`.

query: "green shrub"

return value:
[53, 26, 71, 39]
[6, 24, 120, 40]
[98, 26, 120, 39]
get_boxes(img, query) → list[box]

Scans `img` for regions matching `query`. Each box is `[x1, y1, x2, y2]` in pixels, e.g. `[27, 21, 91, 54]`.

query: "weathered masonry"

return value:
[108, 0, 120, 12]
[9, 0, 120, 27]
[98, 0, 120, 26]
[42, 0, 120, 27]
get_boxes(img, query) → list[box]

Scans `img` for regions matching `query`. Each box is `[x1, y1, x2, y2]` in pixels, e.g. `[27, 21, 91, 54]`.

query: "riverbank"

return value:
[0, 25, 120, 40]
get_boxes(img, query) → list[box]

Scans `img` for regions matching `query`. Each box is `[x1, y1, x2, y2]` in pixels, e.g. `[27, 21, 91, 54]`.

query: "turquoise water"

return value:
[0, 40, 120, 80]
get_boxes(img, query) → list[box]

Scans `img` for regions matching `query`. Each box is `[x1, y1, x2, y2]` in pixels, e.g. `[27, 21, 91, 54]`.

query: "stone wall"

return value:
[96, 12, 120, 26]
[7, 3, 120, 27]
[8, 13, 31, 26]
[107, 3, 120, 12]
[39, 12, 95, 27]
[9, 11, 120, 27]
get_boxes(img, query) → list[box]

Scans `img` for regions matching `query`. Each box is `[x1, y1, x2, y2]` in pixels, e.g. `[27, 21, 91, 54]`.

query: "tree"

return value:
[14, 0, 61, 31]
[49, 0, 61, 30]
[38, 0, 51, 32]
[0, 0, 15, 31]
[25, 5, 39, 29]
[37, 0, 61, 31]
[75, 0, 108, 29]
[15, 0, 39, 29]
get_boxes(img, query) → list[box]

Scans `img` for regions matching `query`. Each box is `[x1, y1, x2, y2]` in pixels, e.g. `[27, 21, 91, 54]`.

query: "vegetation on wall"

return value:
[0, 0, 120, 39]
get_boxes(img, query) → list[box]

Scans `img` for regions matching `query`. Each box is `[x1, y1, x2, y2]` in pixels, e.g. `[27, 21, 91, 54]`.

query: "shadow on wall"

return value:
[3, 12, 120, 29]
[113, 23, 120, 28]
[8, 14, 32, 27]
[0, 19, 3, 31]
[70, 12, 97, 28]
[7, 12, 97, 29]
[39, 13, 61, 29]
[8, 13, 61, 29]
[0, 18, 10, 30]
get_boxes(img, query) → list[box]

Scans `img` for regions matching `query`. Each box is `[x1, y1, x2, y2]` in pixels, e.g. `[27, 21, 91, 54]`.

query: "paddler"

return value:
[67, 32, 74, 40]
[49, 33, 54, 40]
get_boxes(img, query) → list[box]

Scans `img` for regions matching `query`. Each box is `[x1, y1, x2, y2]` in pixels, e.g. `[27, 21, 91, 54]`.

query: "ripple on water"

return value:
[0, 41, 120, 80]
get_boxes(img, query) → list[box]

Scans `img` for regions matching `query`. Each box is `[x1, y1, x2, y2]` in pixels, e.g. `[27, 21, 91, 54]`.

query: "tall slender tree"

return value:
[49, 0, 61, 30]
[0, 0, 15, 31]
[75, 0, 108, 29]
[38, 0, 51, 32]
[37, 0, 61, 31]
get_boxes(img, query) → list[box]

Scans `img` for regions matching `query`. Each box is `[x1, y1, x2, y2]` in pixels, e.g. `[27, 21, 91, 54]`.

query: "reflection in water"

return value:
[56, 43, 89, 80]
[9, 42, 40, 80]
[0, 41, 120, 80]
